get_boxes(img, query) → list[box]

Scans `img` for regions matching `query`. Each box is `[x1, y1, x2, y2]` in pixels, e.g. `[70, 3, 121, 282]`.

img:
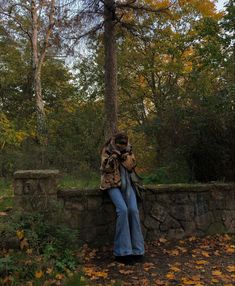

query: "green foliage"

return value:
[0, 179, 13, 211]
[63, 274, 87, 286]
[0, 210, 80, 284]
[58, 174, 100, 189]
[0, 1, 234, 184]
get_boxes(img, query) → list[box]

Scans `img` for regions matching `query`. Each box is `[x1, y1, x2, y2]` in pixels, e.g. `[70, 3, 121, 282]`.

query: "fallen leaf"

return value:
[154, 279, 165, 285]
[26, 248, 33, 255]
[20, 238, 29, 250]
[211, 278, 219, 283]
[226, 265, 235, 272]
[226, 245, 235, 254]
[181, 277, 196, 285]
[16, 230, 24, 240]
[55, 274, 64, 280]
[201, 251, 210, 257]
[170, 266, 181, 272]
[35, 270, 43, 279]
[159, 237, 167, 243]
[143, 262, 155, 271]
[166, 272, 175, 279]
[177, 246, 187, 253]
[168, 249, 180, 256]
[212, 270, 223, 276]
[119, 269, 134, 275]
[46, 268, 53, 274]
[195, 260, 208, 265]
[223, 234, 232, 241]
[188, 236, 196, 241]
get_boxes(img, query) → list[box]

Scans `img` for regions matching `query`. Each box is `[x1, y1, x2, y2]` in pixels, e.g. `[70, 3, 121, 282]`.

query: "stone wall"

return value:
[14, 170, 235, 246]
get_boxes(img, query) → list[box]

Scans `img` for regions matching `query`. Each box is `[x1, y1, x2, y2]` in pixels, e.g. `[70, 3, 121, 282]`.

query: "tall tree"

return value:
[69, 0, 173, 138]
[0, 0, 68, 165]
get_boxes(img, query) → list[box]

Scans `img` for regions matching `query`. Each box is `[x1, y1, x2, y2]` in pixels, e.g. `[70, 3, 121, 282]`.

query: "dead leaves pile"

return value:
[80, 234, 235, 286]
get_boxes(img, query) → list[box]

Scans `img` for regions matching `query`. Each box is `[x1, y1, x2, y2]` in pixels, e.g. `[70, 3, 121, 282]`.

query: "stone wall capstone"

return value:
[13, 170, 235, 246]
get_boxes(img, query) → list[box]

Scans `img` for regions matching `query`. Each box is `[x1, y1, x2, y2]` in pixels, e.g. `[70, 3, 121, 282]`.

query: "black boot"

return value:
[132, 255, 145, 263]
[115, 255, 135, 265]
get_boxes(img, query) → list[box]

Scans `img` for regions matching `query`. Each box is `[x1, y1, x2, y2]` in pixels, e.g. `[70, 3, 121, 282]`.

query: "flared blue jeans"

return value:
[108, 185, 145, 256]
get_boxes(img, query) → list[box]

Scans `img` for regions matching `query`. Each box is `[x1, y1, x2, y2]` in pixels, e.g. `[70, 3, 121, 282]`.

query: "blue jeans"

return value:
[108, 186, 145, 256]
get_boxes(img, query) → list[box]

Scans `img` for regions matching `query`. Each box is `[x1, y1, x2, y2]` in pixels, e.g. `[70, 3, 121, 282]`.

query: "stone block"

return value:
[167, 228, 185, 239]
[170, 193, 190, 204]
[194, 193, 210, 216]
[207, 222, 226, 235]
[159, 215, 181, 231]
[170, 205, 194, 221]
[64, 201, 84, 211]
[195, 212, 214, 231]
[88, 197, 103, 210]
[150, 203, 167, 222]
[144, 216, 160, 230]
[223, 210, 235, 233]
[181, 221, 196, 233]
[14, 180, 23, 195]
[155, 193, 169, 205]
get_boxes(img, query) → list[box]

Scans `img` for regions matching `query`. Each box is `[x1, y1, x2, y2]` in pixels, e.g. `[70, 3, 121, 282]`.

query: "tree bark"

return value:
[104, 0, 118, 139]
[31, 0, 47, 149]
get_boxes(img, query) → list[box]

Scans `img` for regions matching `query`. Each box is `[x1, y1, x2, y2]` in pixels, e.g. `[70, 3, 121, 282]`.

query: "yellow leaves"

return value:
[183, 61, 193, 73]
[139, 75, 147, 88]
[212, 270, 223, 276]
[35, 270, 43, 279]
[26, 248, 33, 255]
[195, 260, 208, 265]
[145, 0, 171, 10]
[169, 266, 181, 272]
[178, 0, 218, 18]
[201, 251, 210, 258]
[211, 278, 219, 283]
[166, 272, 176, 280]
[83, 267, 108, 280]
[119, 269, 134, 275]
[181, 277, 197, 285]
[188, 236, 197, 242]
[46, 268, 53, 274]
[143, 262, 155, 271]
[176, 246, 188, 253]
[226, 265, 235, 272]
[167, 249, 180, 256]
[225, 245, 235, 254]
[16, 230, 24, 240]
[122, 11, 134, 23]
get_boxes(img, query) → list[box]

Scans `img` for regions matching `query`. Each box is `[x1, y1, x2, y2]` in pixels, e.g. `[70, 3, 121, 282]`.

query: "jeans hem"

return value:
[132, 252, 145, 255]
[113, 252, 133, 256]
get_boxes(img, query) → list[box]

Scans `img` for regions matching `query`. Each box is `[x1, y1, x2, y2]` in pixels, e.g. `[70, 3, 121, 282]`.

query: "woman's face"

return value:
[115, 140, 127, 151]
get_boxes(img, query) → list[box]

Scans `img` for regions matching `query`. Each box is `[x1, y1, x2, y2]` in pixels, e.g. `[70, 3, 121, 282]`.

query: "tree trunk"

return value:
[104, 0, 118, 139]
[31, 0, 47, 166]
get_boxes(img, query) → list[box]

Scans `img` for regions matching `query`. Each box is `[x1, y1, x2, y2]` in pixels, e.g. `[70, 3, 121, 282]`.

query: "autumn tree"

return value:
[0, 0, 71, 165]
[66, 0, 174, 138]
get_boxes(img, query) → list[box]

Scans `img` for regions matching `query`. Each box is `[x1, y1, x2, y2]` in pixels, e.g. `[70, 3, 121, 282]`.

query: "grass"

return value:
[58, 173, 100, 189]
[0, 178, 13, 211]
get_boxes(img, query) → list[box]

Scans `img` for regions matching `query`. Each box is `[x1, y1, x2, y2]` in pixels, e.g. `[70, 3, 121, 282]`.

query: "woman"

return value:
[100, 132, 145, 265]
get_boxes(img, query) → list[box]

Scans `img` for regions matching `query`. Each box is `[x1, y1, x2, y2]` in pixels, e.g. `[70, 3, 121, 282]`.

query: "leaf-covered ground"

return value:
[79, 234, 235, 286]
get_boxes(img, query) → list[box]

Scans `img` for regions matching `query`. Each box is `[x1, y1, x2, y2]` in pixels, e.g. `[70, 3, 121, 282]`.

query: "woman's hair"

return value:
[114, 132, 128, 145]
[100, 132, 128, 154]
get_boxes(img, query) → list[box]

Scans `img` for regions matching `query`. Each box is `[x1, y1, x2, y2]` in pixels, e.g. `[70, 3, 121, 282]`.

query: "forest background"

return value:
[0, 0, 234, 186]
